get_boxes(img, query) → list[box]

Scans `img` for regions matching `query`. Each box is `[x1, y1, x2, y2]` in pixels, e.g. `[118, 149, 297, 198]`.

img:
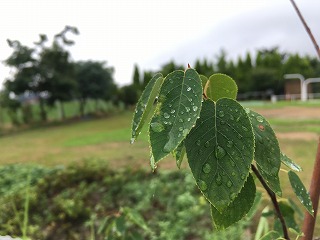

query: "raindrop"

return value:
[192, 106, 198, 112]
[242, 126, 248, 132]
[164, 121, 168, 125]
[203, 163, 211, 173]
[230, 115, 234, 121]
[168, 121, 172, 125]
[227, 140, 234, 148]
[227, 181, 233, 188]
[256, 116, 264, 123]
[135, 109, 138, 113]
[240, 173, 246, 180]
[130, 138, 135, 144]
[163, 113, 170, 119]
[183, 129, 189, 137]
[245, 108, 250, 114]
[231, 161, 235, 167]
[178, 133, 181, 137]
[199, 180, 207, 191]
[179, 127, 183, 132]
[185, 107, 190, 112]
[196, 140, 201, 146]
[171, 109, 175, 114]
[180, 111, 184, 115]
[189, 98, 193, 102]
[204, 141, 210, 148]
[187, 87, 191, 91]
[169, 79, 173, 84]
[215, 146, 226, 159]
[150, 122, 164, 132]
[169, 104, 172, 107]
[230, 193, 237, 201]
[187, 118, 191, 122]
[231, 172, 236, 176]
[218, 111, 225, 117]
[220, 120, 226, 125]
[178, 118, 183, 123]
[215, 173, 222, 185]
[237, 134, 243, 139]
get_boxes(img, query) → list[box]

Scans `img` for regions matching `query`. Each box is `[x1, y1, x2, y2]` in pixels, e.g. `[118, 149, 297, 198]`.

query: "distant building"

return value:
[284, 80, 312, 100]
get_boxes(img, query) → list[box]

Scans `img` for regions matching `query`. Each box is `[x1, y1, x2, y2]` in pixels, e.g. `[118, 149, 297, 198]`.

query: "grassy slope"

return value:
[1, 101, 320, 235]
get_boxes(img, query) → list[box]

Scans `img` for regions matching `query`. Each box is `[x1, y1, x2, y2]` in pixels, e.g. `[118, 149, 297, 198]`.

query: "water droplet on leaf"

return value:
[227, 140, 233, 148]
[199, 180, 207, 191]
[187, 87, 191, 91]
[204, 141, 210, 148]
[216, 173, 222, 185]
[192, 106, 198, 112]
[163, 113, 170, 119]
[227, 181, 233, 188]
[196, 140, 201, 146]
[185, 107, 190, 112]
[256, 116, 264, 122]
[150, 122, 165, 132]
[218, 111, 225, 117]
[215, 146, 226, 159]
[203, 163, 211, 173]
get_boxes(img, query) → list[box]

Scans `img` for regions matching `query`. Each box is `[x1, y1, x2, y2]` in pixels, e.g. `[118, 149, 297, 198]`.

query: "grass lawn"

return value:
[1, 101, 320, 236]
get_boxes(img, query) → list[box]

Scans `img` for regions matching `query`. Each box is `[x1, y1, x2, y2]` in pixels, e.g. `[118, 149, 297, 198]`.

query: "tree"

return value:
[75, 61, 115, 116]
[132, 64, 141, 91]
[38, 26, 79, 119]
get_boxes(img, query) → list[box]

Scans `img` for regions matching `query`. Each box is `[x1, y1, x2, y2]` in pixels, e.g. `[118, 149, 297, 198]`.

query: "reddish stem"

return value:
[302, 137, 320, 240]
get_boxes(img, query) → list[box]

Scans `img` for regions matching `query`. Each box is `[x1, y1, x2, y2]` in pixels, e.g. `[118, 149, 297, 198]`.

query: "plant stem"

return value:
[251, 164, 290, 240]
[302, 137, 320, 240]
[289, 0, 320, 59]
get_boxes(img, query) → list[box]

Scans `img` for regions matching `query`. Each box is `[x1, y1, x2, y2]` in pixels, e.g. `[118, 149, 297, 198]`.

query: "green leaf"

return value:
[274, 200, 301, 235]
[199, 74, 208, 90]
[248, 109, 282, 196]
[211, 174, 256, 230]
[259, 231, 282, 240]
[281, 152, 302, 172]
[131, 73, 164, 143]
[122, 207, 150, 232]
[185, 99, 254, 212]
[288, 171, 314, 216]
[149, 69, 202, 163]
[173, 141, 186, 169]
[204, 73, 237, 101]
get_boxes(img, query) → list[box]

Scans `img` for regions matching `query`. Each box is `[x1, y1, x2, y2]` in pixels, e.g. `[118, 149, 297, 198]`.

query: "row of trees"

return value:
[1, 26, 117, 125]
[2, 26, 320, 126]
[130, 48, 320, 102]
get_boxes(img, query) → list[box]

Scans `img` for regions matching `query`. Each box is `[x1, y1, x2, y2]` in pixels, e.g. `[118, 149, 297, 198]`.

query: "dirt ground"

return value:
[254, 106, 320, 141]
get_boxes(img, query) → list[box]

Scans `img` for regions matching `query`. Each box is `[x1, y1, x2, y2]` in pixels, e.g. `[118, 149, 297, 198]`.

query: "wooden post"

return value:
[302, 137, 320, 240]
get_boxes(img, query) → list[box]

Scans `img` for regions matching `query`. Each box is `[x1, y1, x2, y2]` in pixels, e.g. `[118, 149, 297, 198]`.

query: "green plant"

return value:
[131, 68, 314, 239]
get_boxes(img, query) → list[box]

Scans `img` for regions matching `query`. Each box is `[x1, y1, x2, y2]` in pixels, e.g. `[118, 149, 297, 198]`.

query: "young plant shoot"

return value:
[131, 67, 313, 239]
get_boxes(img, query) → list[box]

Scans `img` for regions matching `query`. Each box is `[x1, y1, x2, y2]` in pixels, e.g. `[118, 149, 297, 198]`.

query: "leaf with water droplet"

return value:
[149, 69, 203, 163]
[248, 109, 282, 196]
[211, 174, 256, 230]
[185, 99, 254, 212]
[150, 122, 165, 133]
[173, 140, 186, 169]
[274, 200, 302, 235]
[281, 152, 302, 172]
[204, 73, 238, 101]
[200, 74, 208, 91]
[288, 171, 314, 216]
[131, 73, 164, 142]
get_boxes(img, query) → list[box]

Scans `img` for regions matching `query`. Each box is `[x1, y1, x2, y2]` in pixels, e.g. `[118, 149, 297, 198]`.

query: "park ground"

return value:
[0, 100, 320, 237]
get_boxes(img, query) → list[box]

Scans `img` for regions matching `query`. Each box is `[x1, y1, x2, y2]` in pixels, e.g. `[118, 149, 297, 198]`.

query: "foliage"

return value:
[131, 68, 314, 238]
[74, 61, 115, 116]
[0, 162, 259, 239]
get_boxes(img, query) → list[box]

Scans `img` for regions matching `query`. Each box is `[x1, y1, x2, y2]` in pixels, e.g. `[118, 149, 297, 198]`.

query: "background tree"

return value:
[75, 61, 115, 116]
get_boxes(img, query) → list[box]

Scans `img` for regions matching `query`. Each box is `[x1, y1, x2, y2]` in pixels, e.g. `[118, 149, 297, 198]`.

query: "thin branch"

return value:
[302, 137, 320, 240]
[251, 164, 290, 240]
[289, 0, 320, 59]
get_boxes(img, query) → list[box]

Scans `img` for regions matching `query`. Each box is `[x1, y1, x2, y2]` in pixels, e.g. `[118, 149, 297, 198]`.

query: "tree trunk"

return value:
[39, 98, 47, 122]
[79, 98, 87, 117]
[60, 101, 66, 120]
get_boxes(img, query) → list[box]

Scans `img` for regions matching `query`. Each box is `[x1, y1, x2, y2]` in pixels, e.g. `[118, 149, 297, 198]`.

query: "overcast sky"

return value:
[1, 0, 319, 87]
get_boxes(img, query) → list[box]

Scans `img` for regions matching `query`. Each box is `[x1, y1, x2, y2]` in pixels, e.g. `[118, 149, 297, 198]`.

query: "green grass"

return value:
[1, 103, 320, 236]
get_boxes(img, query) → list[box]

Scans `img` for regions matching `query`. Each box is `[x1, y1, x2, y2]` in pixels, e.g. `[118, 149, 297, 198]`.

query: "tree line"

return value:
[1, 26, 320, 126]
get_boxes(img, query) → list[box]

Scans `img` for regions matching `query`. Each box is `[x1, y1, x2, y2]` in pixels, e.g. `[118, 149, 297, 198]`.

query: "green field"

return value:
[1, 101, 320, 237]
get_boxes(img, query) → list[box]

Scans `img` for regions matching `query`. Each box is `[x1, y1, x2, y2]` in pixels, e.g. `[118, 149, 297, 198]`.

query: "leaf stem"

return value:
[251, 164, 290, 240]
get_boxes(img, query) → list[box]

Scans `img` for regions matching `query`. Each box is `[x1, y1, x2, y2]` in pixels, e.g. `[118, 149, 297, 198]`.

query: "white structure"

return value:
[284, 74, 320, 101]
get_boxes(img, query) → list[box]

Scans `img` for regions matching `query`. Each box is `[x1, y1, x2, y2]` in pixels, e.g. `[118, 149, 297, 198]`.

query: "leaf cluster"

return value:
[131, 68, 313, 237]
